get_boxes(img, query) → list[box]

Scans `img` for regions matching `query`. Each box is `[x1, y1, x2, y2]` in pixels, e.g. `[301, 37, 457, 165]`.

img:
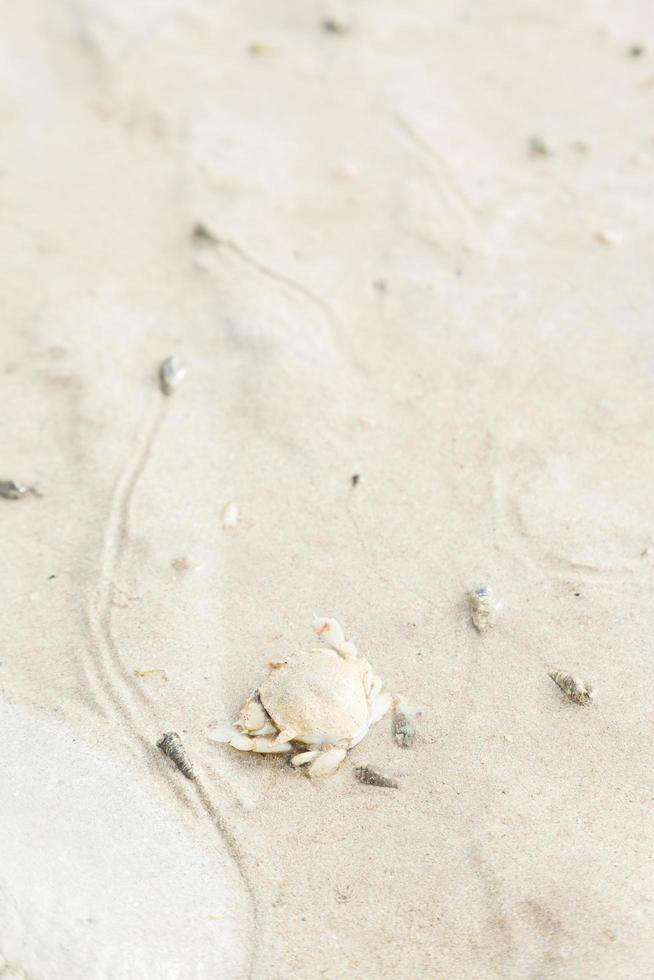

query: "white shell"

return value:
[222, 502, 240, 529]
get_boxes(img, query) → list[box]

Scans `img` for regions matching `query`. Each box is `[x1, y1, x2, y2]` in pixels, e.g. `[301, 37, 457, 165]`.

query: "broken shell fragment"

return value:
[595, 229, 623, 247]
[158, 355, 186, 396]
[157, 731, 195, 779]
[222, 501, 239, 529]
[467, 586, 498, 633]
[354, 765, 398, 789]
[549, 670, 595, 706]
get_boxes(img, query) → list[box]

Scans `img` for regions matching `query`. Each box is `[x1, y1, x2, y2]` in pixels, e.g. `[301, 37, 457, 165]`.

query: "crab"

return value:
[212, 618, 395, 778]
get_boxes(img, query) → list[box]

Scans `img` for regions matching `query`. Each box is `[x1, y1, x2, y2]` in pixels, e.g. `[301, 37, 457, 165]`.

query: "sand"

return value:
[1, 1, 653, 977]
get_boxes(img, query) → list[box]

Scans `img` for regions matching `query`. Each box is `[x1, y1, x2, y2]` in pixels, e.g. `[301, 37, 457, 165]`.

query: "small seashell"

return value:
[393, 700, 417, 748]
[354, 765, 399, 789]
[0, 480, 36, 500]
[467, 586, 498, 633]
[549, 670, 595, 706]
[222, 501, 239, 529]
[158, 356, 186, 396]
[157, 731, 195, 779]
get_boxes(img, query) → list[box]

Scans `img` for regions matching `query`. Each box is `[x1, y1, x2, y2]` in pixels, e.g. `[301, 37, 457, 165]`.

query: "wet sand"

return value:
[1, 2, 653, 977]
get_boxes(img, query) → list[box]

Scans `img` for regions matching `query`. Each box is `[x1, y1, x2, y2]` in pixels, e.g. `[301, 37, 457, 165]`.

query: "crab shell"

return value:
[219, 626, 394, 777]
[259, 649, 373, 746]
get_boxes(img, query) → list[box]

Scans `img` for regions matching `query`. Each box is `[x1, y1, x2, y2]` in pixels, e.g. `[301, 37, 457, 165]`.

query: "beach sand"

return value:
[1, 1, 653, 977]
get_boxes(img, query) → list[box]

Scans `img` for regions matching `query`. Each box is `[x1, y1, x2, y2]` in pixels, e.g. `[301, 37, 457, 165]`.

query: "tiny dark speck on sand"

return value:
[322, 18, 349, 35]
[351, 474, 360, 487]
[528, 135, 549, 158]
[192, 222, 219, 244]
[628, 45, 645, 57]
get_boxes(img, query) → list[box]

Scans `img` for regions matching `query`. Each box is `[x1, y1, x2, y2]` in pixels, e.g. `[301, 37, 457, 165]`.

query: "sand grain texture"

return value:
[1, 1, 653, 978]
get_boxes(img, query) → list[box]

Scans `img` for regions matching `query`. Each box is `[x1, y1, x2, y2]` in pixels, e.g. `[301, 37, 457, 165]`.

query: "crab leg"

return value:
[368, 690, 394, 727]
[307, 747, 347, 778]
[313, 616, 345, 648]
[230, 733, 293, 753]
[290, 750, 321, 767]
[273, 728, 297, 745]
[366, 674, 383, 701]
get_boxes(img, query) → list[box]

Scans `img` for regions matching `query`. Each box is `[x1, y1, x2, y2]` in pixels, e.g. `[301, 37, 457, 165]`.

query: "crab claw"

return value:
[238, 697, 268, 733]
[307, 747, 347, 778]
[274, 728, 297, 745]
[313, 616, 346, 649]
[206, 724, 240, 744]
[229, 733, 293, 754]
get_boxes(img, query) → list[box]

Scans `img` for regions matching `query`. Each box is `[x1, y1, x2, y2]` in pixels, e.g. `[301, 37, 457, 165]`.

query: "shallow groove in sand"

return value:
[83, 395, 259, 978]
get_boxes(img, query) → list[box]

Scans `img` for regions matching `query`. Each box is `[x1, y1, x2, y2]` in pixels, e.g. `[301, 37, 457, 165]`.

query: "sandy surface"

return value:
[1, 1, 653, 978]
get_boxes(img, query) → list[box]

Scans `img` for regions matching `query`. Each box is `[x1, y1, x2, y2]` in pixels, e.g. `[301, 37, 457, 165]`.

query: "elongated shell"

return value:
[354, 765, 398, 789]
[158, 731, 195, 779]
[549, 670, 594, 706]
[0, 480, 32, 499]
